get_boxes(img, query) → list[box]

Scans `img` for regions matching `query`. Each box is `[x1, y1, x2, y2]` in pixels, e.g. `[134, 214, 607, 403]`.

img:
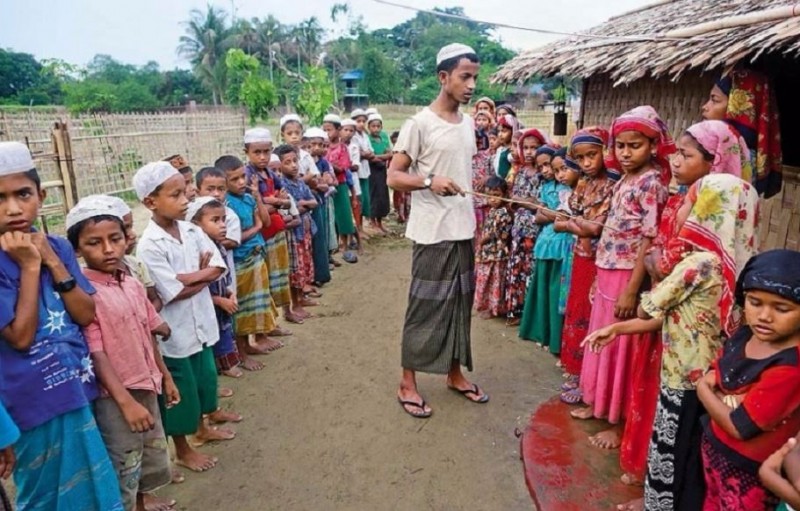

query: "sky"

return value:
[1, 0, 653, 69]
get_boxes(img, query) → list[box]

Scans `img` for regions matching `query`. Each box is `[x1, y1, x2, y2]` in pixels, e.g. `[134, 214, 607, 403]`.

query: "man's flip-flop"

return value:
[449, 384, 490, 404]
[397, 397, 432, 419]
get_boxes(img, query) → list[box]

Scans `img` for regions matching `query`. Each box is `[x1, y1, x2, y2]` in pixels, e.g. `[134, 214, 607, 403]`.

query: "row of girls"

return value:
[469, 71, 800, 511]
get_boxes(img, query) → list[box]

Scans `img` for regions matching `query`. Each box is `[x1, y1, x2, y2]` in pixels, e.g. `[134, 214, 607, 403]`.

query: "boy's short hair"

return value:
[177, 166, 193, 176]
[66, 214, 125, 249]
[436, 53, 479, 74]
[214, 155, 244, 173]
[195, 166, 226, 187]
[274, 144, 297, 161]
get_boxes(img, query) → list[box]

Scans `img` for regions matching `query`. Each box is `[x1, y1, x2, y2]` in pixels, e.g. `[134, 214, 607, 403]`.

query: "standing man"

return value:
[388, 43, 489, 418]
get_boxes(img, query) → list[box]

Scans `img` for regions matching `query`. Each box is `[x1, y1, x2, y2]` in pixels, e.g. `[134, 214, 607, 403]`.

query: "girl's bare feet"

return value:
[570, 407, 594, 420]
[218, 387, 234, 398]
[589, 426, 622, 449]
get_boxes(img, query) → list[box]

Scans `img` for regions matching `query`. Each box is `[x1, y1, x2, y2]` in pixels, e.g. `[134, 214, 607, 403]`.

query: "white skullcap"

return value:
[83, 194, 131, 217]
[280, 114, 302, 129]
[244, 127, 272, 144]
[0, 141, 35, 177]
[350, 109, 366, 119]
[270, 154, 280, 164]
[185, 196, 222, 222]
[323, 114, 341, 124]
[304, 127, 327, 140]
[367, 113, 383, 124]
[341, 119, 356, 128]
[65, 195, 125, 231]
[436, 43, 476, 65]
[365, 108, 378, 116]
[132, 161, 180, 201]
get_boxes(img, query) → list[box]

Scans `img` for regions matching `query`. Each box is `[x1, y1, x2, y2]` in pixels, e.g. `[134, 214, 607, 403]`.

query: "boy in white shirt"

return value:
[134, 162, 240, 473]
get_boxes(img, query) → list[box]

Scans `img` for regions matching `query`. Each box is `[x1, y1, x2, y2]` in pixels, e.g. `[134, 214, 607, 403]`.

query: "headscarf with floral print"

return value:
[716, 69, 782, 198]
[674, 174, 759, 336]
[608, 106, 676, 186]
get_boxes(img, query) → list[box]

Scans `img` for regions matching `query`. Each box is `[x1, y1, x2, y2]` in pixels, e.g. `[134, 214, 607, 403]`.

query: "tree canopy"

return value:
[0, 4, 576, 116]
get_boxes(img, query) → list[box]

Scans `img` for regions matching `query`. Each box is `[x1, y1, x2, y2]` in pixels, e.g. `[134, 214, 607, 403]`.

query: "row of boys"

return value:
[0, 107, 396, 511]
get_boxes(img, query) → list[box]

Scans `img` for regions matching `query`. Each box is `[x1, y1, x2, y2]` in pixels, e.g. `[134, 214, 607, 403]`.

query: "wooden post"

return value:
[52, 121, 79, 210]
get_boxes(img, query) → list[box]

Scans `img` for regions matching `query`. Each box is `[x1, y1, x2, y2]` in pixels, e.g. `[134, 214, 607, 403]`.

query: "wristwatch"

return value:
[54, 276, 77, 293]
[423, 173, 434, 189]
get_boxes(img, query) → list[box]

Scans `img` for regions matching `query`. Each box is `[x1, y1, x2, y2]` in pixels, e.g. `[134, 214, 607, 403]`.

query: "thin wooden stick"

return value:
[465, 190, 619, 232]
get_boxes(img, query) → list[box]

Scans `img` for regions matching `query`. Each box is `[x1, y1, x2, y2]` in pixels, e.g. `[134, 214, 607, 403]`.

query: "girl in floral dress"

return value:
[474, 176, 513, 319]
[472, 128, 494, 242]
[571, 107, 671, 461]
[504, 129, 547, 326]
[556, 128, 615, 403]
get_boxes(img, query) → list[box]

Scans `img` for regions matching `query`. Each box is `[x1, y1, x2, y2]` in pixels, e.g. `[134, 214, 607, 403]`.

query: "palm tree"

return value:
[178, 5, 231, 104]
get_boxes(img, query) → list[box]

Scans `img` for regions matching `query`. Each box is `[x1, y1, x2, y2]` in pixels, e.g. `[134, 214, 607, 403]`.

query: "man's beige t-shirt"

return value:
[394, 107, 476, 245]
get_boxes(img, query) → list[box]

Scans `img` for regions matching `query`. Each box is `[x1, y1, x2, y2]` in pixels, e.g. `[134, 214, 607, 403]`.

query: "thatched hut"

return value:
[493, 0, 800, 251]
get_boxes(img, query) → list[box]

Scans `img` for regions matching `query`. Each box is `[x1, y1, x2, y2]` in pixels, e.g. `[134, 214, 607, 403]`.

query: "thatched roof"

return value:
[493, 0, 800, 85]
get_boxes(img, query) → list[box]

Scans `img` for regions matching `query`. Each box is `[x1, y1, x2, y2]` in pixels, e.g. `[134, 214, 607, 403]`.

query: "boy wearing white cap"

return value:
[133, 161, 234, 473]
[323, 115, 358, 251]
[351, 109, 374, 225]
[0, 142, 123, 509]
[66, 196, 178, 511]
[279, 114, 317, 179]
[387, 44, 489, 418]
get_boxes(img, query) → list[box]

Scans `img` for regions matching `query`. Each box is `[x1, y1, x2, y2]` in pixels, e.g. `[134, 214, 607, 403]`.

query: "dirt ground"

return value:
[136, 216, 562, 511]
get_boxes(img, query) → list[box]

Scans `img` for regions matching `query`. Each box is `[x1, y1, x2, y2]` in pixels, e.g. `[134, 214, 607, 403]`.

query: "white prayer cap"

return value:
[350, 109, 367, 119]
[185, 196, 222, 222]
[367, 113, 383, 124]
[83, 194, 131, 217]
[341, 119, 357, 128]
[322, 114, 342, 124]
[132, 161, 180, 201]
[65, 195, 125, 231]
[365, 108, 378, 116]
[244, 127, 272, 144]
[270, 154, 280, 164]
[436, 43, 476, 65]
[280, 114, 302, 129]
[0, 141, 35, 177]
[304, 127, 327, 140]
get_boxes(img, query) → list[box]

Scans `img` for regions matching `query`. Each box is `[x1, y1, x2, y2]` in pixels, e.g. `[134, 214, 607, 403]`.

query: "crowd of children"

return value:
[0, 68, 798, 511]
[0, 106, 399, 511]
[473, 77, 800, 510]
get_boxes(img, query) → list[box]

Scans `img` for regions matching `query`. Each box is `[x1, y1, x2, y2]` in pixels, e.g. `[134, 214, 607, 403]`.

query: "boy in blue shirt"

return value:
[0, 141, 123, 510]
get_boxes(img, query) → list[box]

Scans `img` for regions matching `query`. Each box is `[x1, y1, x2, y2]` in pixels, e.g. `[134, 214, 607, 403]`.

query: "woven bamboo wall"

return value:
[581, 70, 714, 138]
[0, 109, 247, 199]
[758, 166, 800, 251]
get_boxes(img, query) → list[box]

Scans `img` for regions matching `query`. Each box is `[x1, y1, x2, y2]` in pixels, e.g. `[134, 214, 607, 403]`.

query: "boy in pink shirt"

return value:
[66, 196, 179, 511]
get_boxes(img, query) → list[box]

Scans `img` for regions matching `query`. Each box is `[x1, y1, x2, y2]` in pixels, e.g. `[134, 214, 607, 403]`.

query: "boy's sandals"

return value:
[447, 383, 490, 404]
[560, 388, 583, 405]
[397, 397, 432, 419]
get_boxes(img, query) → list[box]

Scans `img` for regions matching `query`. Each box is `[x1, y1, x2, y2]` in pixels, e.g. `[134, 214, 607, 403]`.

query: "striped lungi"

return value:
[264, 232, 292, 308]
[401, 240, 475, 374]
[233, 246, 278, 336]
